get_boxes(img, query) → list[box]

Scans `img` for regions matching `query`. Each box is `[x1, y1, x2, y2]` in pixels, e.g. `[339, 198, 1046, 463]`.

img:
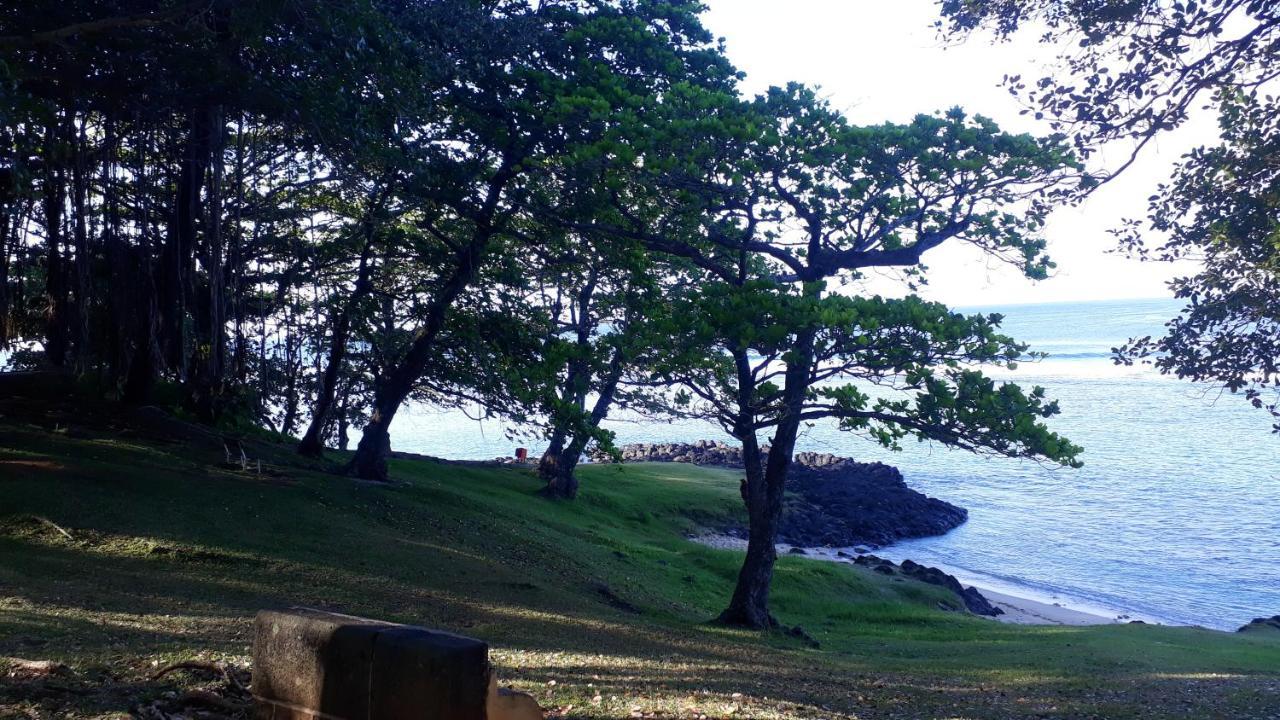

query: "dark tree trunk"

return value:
[41, 133, 69, 367]
[348, 156, 515, 481]
[160, 109, 211, 378]
[537, 428, 573, 496]
[230, 117, 248, 382]
[336, 382, 351, 451]
[120, 123, 160, 404]
[298, 210, 379, 457]
[717, 443, 777, 629]
[71, 115, 92, 373]
[0, 207, 10, 346]
[539, 344, 625, 499]
[717, 326, 817, 629]
[121, 274, 159, 404]
[187, 106, 227, 421]
[281, 306, 301, 435]
[538, 426, 567, 472]
[347, 244, 482, 480]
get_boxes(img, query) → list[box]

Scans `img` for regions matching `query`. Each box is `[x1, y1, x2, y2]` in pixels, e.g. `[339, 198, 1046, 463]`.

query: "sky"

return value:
[700, 0, 1213, 307]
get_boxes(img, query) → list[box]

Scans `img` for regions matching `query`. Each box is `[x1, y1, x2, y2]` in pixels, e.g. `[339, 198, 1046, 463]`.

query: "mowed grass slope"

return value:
[1, 407, 1278, 719]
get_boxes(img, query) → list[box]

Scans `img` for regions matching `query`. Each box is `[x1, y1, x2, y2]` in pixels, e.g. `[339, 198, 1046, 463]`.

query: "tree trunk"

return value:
[298, 208, 379, 457]
[347, 235, 490, 481]
[71, 114, 92, 374]
[540, 343, 626, 499]
[41, 129, 69, 367]
[348, 156, 515, 481]
[717, 326, 817, 629]
[0, 206, 10, 346]
[535, 425, 565, 481]
[336, 382, 351, 451]
[187, 106, 227, 421]
[160, 109, 210, 378]
[120, 123, 159, 404]
[717, 417, 776, 628]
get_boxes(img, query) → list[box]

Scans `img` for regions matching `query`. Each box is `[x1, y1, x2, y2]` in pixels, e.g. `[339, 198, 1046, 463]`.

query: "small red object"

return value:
[515, 447, 528, 461]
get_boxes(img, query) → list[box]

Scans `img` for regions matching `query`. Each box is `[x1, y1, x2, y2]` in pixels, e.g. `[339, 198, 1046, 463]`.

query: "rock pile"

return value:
[596, 440, 749, 466]
[1237, 615, 1280, 634]
[602, 441, 968, 548]
[853, 555, 1004, 617]
[779, 461, 968, 547]
[595, 441, 873, 472]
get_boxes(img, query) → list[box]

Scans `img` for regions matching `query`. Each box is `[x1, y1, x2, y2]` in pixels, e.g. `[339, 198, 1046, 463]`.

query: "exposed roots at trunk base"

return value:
[536, 462, 579, 500]
[713, 606, 778, 631]
[714, 609, 820, 647]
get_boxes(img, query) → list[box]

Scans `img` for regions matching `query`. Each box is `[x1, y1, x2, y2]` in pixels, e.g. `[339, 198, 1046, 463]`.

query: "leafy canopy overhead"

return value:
[643, 84, 1083, 469]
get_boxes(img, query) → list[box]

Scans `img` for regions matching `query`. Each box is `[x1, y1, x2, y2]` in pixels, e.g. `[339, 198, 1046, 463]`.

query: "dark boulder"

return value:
[898, 560, 1003, 617]
[1237, 616, 1280, 634]
[854, 556, 1002, 617]
[778, 462, 967, 548]
[598, 441, 968, 548]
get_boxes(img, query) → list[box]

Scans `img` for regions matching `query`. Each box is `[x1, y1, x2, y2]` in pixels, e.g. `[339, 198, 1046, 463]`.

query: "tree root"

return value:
[179, 688, 250, 713]
[150, 660, 247, 692]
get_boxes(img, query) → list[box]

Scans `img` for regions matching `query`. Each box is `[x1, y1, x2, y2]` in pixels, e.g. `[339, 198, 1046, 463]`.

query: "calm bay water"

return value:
[384, 297, 1280, 630]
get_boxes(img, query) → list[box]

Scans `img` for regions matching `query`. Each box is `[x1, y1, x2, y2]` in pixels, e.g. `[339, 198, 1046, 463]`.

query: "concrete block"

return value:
[252, 608, 495, 720]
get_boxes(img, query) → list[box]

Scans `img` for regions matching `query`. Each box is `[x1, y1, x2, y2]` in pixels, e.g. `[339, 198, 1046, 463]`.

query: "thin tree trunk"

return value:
[540, 342, 626, 499]
[161, 108, 210, 378]
[0, 206, 10, 346]
[121, 123, 160, 404]
[41, 121, 69, 367]
[298, 212, 379, 456]
[190, 106, 226, 420]
[71, 113, 91, 373]
[281, 305, 300, 435]
[347, 238, 487, 480]
[230, 115, 247, 382]
[336, 380, 351, 451]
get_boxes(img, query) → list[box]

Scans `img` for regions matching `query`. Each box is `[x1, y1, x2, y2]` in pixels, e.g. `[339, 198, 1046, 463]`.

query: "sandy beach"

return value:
[973, 586, 1114, 625]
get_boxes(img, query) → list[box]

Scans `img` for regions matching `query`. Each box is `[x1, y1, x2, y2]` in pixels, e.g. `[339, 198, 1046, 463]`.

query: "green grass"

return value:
[1, 409, 1278, 719]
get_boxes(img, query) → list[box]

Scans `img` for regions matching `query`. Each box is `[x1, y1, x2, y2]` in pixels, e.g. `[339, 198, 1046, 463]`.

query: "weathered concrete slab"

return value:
[252, 608, 494, 720]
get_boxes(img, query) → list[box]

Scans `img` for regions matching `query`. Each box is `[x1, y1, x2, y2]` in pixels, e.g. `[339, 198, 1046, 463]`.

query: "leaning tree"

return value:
[344, 0, 738, 481]
[640, 84, 1084, 629]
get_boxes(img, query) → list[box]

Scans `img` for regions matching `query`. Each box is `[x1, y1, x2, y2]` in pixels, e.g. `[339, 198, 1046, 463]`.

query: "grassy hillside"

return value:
[1, 401, 1278, 719]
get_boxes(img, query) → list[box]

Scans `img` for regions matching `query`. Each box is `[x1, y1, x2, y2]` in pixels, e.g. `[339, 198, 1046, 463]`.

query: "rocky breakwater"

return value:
[597, 441, 968, 548]
[851, 555, 1003, 616]
[1237, 616, 1280, 634]
[601, 440, 747, 466]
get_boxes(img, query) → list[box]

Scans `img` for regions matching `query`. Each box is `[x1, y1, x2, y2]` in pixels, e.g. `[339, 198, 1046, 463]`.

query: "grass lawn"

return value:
[1, 400, 1278, 719]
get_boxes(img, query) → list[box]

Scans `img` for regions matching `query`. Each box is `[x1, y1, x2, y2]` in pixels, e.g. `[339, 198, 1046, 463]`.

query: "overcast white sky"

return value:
[701, 0, 1211, 307]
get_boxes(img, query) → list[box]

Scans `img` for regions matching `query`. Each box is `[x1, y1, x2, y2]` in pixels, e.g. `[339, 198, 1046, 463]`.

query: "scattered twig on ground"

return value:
[150, 660, 245, 691]
[179, 688, 250, 714]
[32, 515, 73, 540]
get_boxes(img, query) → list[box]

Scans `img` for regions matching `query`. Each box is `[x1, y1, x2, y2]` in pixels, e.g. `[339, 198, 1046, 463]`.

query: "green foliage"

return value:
[636, 83, 1082, 468]
[1116, 91, 1280, 430]
[941, 0, 1280, 432]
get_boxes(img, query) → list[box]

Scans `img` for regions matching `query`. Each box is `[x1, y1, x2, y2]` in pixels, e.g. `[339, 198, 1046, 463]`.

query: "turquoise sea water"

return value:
[386, 297, 1280, 630]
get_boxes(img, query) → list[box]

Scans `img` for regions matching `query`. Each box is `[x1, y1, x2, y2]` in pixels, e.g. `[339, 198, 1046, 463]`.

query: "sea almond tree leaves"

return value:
[632, 85, 1084, 628]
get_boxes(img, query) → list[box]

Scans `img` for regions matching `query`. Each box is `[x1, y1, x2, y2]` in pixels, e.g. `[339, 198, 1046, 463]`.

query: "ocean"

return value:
[383, 297, 1280, 630]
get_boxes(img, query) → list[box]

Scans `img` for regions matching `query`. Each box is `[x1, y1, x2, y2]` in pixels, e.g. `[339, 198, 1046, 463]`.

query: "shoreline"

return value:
[692, 533, 1141, 626]
[971, 586, 1114, 625]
